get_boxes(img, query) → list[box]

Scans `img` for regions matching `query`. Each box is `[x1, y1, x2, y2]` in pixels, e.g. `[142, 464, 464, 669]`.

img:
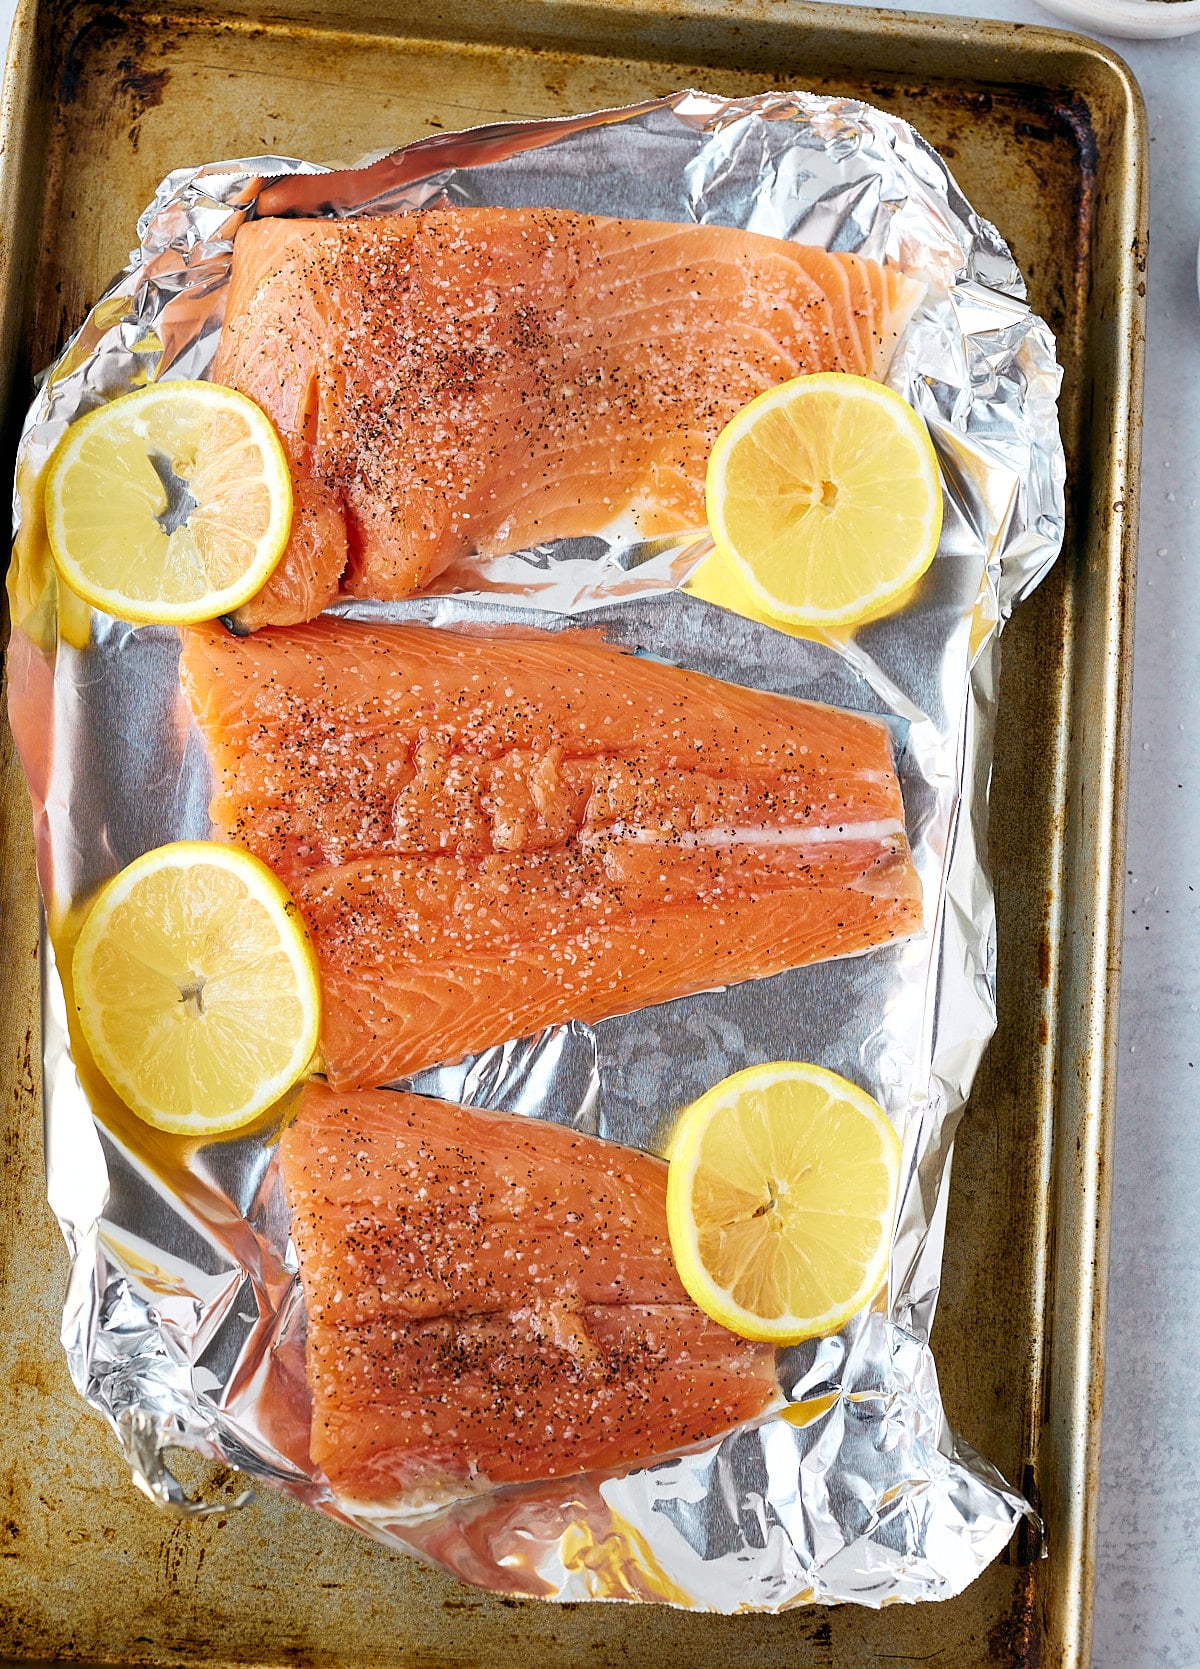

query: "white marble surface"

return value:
[0, 0, 1196, 1661]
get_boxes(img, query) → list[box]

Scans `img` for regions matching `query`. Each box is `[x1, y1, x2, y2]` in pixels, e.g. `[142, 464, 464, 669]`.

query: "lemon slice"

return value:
[72, 841, 320, 1136]
[702, 372, 942, 628]
[45, 380, 293, 624]
[666, 1062, 901, 1344]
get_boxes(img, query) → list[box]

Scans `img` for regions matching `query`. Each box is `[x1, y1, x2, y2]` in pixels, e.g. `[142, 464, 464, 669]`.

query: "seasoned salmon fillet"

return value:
[181, 619, 923, 1088]
[280, 1081, 778, 1510]
[211, 208, 926, 627]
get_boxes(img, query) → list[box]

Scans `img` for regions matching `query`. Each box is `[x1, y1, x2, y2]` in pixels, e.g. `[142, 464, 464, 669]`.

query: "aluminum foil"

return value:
[5, 90, 1064, 1610]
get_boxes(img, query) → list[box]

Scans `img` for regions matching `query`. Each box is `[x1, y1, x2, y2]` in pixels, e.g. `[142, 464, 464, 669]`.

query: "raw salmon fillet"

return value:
[212, 207, 926, 627]
[181, 619, 923, 1089]
[280, 1081, 778, 1510]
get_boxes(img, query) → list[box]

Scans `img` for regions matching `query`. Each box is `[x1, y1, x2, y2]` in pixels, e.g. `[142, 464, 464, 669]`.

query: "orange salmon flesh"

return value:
[211, 207, 926, 628]
[279, 1081, 779, 1508]
[180, 619, 924, 1089]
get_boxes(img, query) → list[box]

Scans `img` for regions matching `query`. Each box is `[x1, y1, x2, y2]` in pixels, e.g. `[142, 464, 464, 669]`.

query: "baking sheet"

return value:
[0, 6, 1148, 1662]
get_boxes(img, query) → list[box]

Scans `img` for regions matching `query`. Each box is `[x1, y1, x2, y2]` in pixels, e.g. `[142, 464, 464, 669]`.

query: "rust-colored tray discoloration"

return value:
[0, 1, 1144, 1664]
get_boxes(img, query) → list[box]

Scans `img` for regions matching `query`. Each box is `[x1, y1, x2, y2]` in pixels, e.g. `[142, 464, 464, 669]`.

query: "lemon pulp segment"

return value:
[72, 841, 320, 1136]
[45, 380, 292, 624]
[703, 372, 942, 628]
[666, 1061, 901, 1344]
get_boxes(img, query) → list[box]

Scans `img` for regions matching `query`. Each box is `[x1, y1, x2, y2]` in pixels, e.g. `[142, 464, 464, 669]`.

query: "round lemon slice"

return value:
[72, 841, 320, 1136]
[704, 372, 943, 628]
[666, 1061, 901, 1344]
[45, 380, 293, 624]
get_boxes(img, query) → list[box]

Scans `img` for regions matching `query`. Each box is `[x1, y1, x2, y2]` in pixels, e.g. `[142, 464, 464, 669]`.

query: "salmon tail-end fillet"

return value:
[279, 1081, 779, 1512]
[180, 619, 924, 1089]
[212, 207, 927, 627]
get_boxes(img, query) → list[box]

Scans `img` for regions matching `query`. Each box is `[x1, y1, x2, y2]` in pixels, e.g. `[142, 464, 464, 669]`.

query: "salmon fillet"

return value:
[181, 619, 923, 1089]
[211, 208, 926, 627]
[280, 1081, 778, 1510]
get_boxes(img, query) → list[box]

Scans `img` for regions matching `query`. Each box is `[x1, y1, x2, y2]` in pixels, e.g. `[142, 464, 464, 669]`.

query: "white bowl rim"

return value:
[1034, 0, 1200, 36]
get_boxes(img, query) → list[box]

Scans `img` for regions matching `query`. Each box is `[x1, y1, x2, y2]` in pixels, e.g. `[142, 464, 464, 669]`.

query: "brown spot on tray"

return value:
[115, 60, 170, 112]
[987, 1563, 1041, 1667]
[57, 10, 176, 115]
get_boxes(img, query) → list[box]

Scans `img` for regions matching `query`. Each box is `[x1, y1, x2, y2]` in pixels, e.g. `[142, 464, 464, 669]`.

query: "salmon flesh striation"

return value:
[279, 1080, 779, 1510]
[180, 619, 924, 1089]
[211, 207, 926, 628]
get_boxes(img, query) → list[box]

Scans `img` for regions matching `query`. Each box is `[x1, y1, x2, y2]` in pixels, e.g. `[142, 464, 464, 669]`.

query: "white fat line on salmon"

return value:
[583, 819, 905, 849]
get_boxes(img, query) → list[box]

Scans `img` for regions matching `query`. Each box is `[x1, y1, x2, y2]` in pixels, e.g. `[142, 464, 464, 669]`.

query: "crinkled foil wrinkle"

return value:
[11, 91, 1064, 1609]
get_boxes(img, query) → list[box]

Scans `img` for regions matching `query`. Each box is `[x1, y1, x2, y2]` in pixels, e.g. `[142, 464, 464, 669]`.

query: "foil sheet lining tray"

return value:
[0, 6, 1144, 1658]
[6, 88, 1063, 1610]
[6, 84, 1063, 1610]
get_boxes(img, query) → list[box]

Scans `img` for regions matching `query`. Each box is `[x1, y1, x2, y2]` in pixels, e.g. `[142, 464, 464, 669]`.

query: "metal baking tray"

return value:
[0, 0, 1144, 1663]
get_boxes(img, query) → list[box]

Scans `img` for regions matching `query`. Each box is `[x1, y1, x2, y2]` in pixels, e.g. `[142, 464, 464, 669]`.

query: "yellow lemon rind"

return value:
[705, 372, 943, 629]
[665, 1060, 902, 1346]
[44, 380, 294, 627]
[72, 840, 320, 1137]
